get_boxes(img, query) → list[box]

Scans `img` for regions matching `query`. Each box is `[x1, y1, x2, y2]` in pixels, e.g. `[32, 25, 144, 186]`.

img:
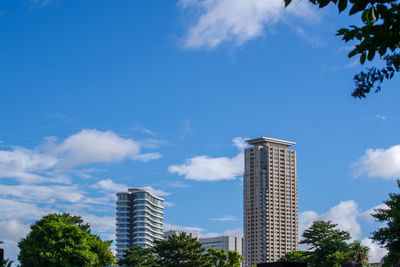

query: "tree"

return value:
[0, 259, 13, 267]
[279, 250, 312, 262]
[300, 220, 352, 267]
[372, 179, 400, 266]
[118, 246, 157, 267]
[153, 232, 211, 267]
[227, 251, 243, 267]
[18, 213, 115, 267]
[284, 0, 400, 98]
[208, 248, 228, 267]
[348, 240, 369, 265]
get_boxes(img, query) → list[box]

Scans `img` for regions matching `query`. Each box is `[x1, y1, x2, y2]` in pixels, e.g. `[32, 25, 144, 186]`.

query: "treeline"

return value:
[280, 179, 400, 267]
[118, 233, 242, 267]
[2, 179, 399, 267]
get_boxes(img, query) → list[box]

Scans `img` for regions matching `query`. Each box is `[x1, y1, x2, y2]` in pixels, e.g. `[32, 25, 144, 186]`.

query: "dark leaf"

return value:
[367, 49, 376, 61]
[338, 0, 348, 12]
[284, 0, 293, 7]
[318, 0, 331, 8]
[360, 52, 367, 64]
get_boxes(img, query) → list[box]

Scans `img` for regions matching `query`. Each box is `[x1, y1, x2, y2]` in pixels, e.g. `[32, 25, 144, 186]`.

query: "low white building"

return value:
[199, 236, 243, 255]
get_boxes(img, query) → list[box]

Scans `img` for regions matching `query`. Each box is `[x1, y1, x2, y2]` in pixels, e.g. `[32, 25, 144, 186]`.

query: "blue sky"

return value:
[1, 0, 399, 264]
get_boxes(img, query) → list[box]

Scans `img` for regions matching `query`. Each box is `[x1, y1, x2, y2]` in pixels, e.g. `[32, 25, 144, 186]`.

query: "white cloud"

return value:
[81, 214, 116, 238]
[31, 0, 55, 8]
[0, 220, 30, 264]
[0, 184, 84, 203]
[0, 219, 30, 243]
[92, 179, 127, 193]
[0, 129, 161, 183]
[361, 238, 387, 263]
[0, 198, 53, 221]
[209, 215, 239, 221]
[46, 112, 75, 122]
[232, 137, 248, 150]
[360, 203, 388, 222]
[142, 186, 171, 197]
[133, 152, 162, 162]
[52, 129, 160, 167]
[169, 154, 243, 181]
[180, 119, 195, 138]
[295, 26, 324, 47]
[298, 210, 318, 239]
[322, 200, 361, 240]
[129, 126, 156, 136]
[164, 201, 175, 207]
[353, 145, 400, 179]
[375, 114, 387, 120]
[0, 147, 57, 183]
[179, 0, 319, 49]
[223, 227, 243, 237]
[199, 227, 244, 238]
[168, 137, 244, 181]
[164, 222, 205, 233]
[167, 181, 190, 188]
[299, 201, 389, 263]
[299, 201, 361, 241]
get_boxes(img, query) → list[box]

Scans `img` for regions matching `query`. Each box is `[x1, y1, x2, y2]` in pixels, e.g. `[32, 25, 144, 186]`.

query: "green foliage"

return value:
[299, 220, 369, 267]
[348, 240, 369, 265]
[118, 246, 157, 267]
[372, 179, 400, 266]
[208, 248, 228, 267]
[227, 250, 243, 267]
[18, 213, 115, 267]
[153, 232, 210, 267]
[1, 259, 14, 267]
[279, 250, 312, 261]
[206, 249, 242, 267]
[284, 0, 400, 98]
[300, 220, 351, 250]
[117, 234, 243, 267]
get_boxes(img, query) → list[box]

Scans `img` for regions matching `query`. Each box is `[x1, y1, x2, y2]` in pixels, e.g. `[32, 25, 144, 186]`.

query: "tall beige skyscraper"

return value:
[243, 137, 298, 266]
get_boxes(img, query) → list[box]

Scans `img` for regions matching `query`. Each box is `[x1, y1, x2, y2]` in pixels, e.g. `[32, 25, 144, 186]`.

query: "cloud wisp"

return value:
[168, 137, 245, 181]
[179, 0, 319, 49]
[209, 215, 239, 221]
[0, 148, 57, 183]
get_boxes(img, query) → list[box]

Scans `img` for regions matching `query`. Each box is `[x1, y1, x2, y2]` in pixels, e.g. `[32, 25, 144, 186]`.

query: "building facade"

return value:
[243, 137, 298, 266]
[116, 188, 164, 259]
[199, 236, 243, 255]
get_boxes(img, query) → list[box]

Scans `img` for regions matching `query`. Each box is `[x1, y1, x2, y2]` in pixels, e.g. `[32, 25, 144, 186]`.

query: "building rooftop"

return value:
[246, 137, 295, 147]
[116, 187, 164, 201]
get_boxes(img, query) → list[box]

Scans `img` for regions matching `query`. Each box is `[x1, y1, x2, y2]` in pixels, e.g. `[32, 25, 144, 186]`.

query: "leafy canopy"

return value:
[117, 246, 157, 267]
[294, 220, 369, 267]
[18, 213, 115, 267]
[207, 249, 243, 267]
[279, 250, 313, 262]
[153, 232, 211, 267]
[372, 179, 400, 266]
[0, 259, 13, 267]
[285, 0, 400, 98]
[119, 233, 243, 267]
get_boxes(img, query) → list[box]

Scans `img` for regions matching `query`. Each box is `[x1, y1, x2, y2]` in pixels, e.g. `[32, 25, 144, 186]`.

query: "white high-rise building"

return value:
[116, 188, 164, 259]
